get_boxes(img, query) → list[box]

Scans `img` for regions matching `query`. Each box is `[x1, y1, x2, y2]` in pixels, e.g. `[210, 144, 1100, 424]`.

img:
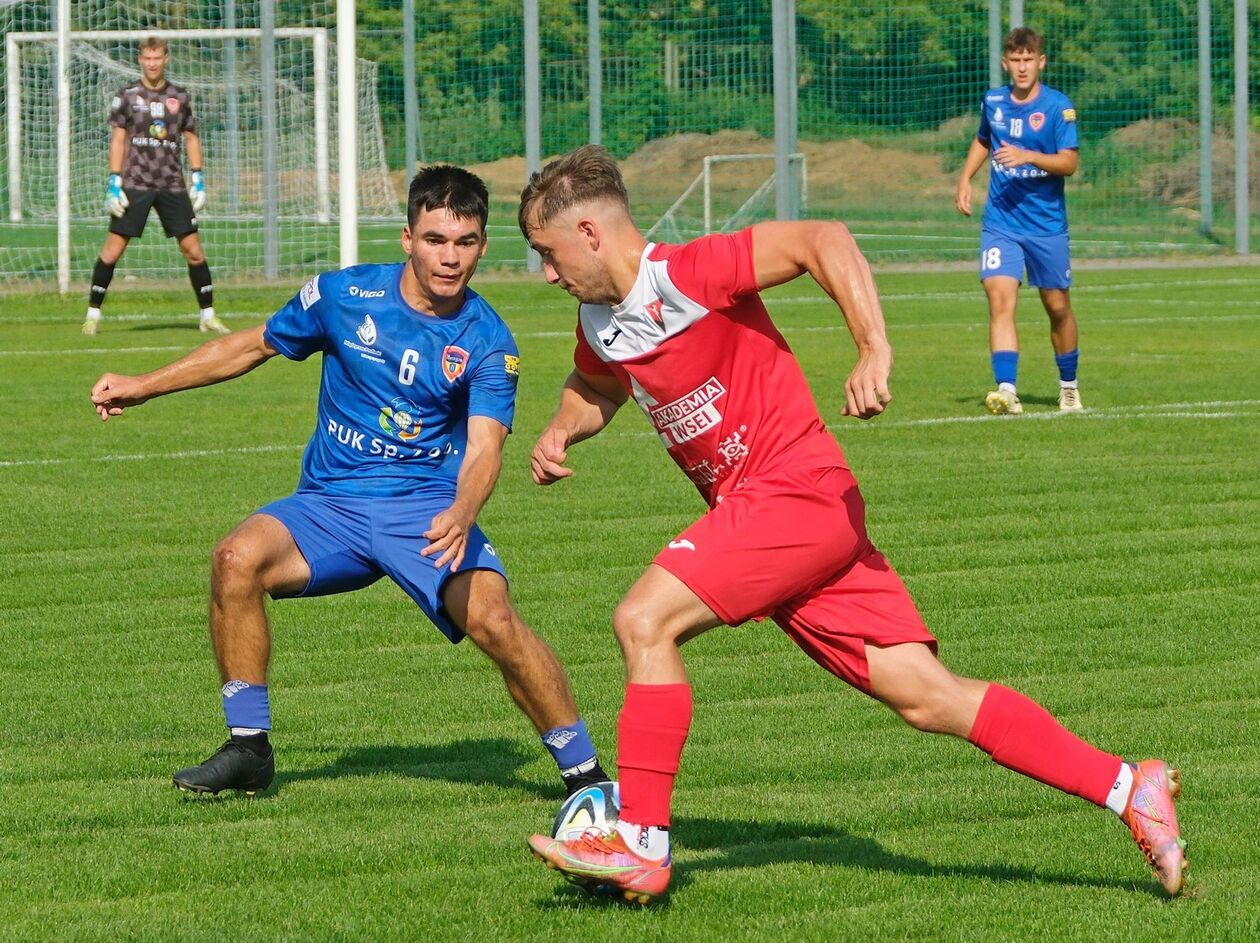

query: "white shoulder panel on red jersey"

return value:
[579, 244, 710, 362]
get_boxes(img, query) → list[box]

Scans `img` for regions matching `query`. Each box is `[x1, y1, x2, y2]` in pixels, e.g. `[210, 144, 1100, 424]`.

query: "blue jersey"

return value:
[977, 83, 1078, 236]
[264, 263, 520, 498]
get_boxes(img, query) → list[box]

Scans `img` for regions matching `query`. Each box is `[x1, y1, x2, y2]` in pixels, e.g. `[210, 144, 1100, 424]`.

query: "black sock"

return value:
[89, 258, 115, 309]
[188, 261, 213, 310]
[231, 731, 271, 756]
[562, 760, 609, 796]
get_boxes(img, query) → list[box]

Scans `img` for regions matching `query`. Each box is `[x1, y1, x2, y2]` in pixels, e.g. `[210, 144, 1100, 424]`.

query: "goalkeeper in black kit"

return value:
[83, 35, 226, 336]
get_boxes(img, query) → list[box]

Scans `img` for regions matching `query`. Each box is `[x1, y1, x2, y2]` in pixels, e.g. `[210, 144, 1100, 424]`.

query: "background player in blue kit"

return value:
[955, 27, 1083, 415]
[89, 166, 607, 798]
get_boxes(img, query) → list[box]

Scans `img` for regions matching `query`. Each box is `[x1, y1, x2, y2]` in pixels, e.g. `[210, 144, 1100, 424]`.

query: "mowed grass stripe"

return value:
[0, 267, 1256, 938]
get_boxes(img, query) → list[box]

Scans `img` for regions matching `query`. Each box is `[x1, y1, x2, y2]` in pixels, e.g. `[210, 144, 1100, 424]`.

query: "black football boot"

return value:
[173, 739, 275, 796]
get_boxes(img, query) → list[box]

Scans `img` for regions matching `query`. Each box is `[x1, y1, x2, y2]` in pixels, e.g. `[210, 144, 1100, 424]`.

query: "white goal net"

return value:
[1, 2, 399, 287]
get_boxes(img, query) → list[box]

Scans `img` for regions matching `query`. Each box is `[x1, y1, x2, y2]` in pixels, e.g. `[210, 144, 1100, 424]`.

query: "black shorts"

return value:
[109, 189, 198, 239]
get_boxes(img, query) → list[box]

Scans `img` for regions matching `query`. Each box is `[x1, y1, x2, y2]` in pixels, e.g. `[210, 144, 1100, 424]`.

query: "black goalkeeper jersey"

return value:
[109, 81, 197, 192]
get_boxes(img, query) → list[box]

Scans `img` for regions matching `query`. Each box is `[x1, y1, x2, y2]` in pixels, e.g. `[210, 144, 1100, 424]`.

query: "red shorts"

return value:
[652, 463, 936, 694]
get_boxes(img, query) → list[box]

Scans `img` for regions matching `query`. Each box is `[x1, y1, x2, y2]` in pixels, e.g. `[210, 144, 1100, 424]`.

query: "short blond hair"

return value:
[518, 144, 629, 237]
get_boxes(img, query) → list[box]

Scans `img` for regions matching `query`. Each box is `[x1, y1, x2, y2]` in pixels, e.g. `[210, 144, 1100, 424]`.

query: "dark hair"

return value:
[1003, 27, 1044, 55]
[518, 144, 630, 237]
[407, 165, 489, 231]
[140, 36, 169, 54]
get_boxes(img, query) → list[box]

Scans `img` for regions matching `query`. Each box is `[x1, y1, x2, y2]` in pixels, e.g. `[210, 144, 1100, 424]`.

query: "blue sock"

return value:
[1055, 348, 1079, 384]
[991, 350, 1019, 388]
[541, 719, 599, 781]
[221, 680, 271, 731]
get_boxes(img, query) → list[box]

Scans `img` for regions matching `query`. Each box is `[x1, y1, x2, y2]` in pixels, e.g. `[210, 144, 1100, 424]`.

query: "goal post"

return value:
[646, 152, 807, 242]
[0, 10, 383, 291]
[6, 27, 332, 227]
[701, 153, 807, 234]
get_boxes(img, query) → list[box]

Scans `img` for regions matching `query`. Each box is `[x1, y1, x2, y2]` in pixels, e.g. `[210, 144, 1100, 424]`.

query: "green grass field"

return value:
[1, 264, 1258, 940]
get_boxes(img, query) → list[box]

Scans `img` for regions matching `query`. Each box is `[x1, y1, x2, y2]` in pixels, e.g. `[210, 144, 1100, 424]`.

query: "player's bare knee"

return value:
[612, 600, 674, 655]
[464, 603, 527, 657]
[210, 538, 266, 595]
[895, 698, 953, 734]
[893, 677, 975, 735]
[183, 247, 205, 266]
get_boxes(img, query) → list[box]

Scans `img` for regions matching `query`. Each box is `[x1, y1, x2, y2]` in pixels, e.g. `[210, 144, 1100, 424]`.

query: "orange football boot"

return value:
[1121, 759, 1187, 895]
[528, 830, 671, 904]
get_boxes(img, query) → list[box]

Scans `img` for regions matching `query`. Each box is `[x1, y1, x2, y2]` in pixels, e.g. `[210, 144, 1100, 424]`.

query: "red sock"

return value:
[967, 683, 1121, 807]
[616, 683, 693, 827]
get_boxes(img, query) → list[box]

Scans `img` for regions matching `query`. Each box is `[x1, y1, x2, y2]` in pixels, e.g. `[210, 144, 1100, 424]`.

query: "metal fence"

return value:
[1, 0, 1256, 286]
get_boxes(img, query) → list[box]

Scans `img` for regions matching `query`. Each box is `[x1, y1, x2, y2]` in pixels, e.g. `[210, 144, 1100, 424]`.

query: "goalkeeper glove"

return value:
[105, 174, 128, 218]
[190, 170, 206, 212]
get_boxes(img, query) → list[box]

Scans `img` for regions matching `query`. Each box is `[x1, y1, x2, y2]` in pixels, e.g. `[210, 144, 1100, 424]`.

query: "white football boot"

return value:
[1058, 386, 1084, 412]
[985, 388, 1024, 415]
[200, 313, 230, 334]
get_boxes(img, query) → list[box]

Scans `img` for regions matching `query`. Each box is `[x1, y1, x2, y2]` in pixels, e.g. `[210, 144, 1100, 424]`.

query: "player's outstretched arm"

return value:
[423, 416, 508, 572]
[90, 324, 279, 422]
[531, 369, 627, 485]
[955, 137, 991, 216]
[748, 220, 892, 419]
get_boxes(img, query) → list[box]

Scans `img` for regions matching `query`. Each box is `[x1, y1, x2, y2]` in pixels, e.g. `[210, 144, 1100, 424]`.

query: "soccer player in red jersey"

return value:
[520, 145, 1185, 903]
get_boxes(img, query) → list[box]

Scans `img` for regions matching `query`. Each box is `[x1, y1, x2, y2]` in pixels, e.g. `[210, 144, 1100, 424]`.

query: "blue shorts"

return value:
[256, 490, 508, 643]
[979, 227, 1072, 290]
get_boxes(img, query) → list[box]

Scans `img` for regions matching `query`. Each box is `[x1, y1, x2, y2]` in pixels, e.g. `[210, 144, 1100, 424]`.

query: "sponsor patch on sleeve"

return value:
[299, 274, 321, 310]
[110, 96, 121, 110]
[504, 354, 520, 378]
[1062, 108, 1077, 122]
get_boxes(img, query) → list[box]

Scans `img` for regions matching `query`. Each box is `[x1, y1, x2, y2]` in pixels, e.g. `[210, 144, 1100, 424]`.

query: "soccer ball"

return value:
[552, 780, 620, 840]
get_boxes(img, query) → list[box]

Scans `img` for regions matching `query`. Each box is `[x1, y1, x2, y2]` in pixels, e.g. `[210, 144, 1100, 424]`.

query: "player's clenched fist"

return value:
[531, 427, 573, 485]
[90, 372, 149, 421]
[842, 343, 893, 420]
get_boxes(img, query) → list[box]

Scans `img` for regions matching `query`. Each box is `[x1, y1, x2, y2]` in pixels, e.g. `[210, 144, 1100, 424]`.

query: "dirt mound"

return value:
[390, 117, 1255, 222]
[459, 128, 959, 214]
[1106, 118, 1260, 209]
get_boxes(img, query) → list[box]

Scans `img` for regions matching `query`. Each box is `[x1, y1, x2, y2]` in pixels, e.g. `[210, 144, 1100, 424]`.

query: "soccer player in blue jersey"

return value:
[89, 166, 607, 798]
[956, 27, 1083, 415]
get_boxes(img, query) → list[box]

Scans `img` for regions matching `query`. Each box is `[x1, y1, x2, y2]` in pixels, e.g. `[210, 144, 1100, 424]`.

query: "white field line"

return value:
[8, 274, 1260, 326]
[0, 443, 301, 469]
[5, 400, 1256, 470]
[841, 401, 1260, 430]
[0, 345, 187, 356]
[5, 305, 1258, 355]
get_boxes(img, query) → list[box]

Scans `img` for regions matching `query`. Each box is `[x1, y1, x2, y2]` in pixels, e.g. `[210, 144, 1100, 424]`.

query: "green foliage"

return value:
[355, 0, 1256, 168]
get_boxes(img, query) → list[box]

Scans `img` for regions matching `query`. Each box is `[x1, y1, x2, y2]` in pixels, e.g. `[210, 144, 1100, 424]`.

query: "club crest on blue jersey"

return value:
[356, 314, 377, 345]
[442, 345, 469, 382]
[1030, 112, 1045, 131]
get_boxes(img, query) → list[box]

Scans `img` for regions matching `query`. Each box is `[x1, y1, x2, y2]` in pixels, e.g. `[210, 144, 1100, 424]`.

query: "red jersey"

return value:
[575, 228, 846, 507]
